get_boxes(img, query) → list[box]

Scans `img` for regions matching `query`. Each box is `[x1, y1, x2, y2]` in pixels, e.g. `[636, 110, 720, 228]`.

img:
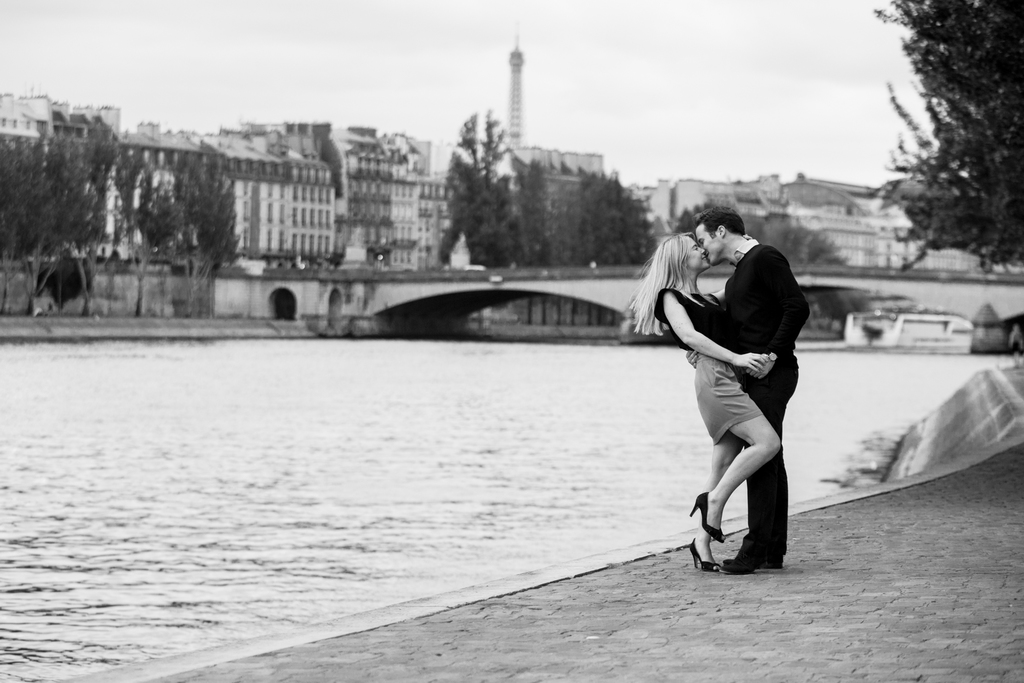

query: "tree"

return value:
[513, 162, 652, 267]
[112, 146, 152, 315]
[513, 160, 550, 266]
[878, 0, 1024, 268]
[576, 173, 652, 266]
[135, 170, 181, 316]
[173, 155, 237, 317]
[72, 134, 119, 316]
[444, 112, 518, 267]
[19, 137, 92, 315]
[0, 139, 29, 313]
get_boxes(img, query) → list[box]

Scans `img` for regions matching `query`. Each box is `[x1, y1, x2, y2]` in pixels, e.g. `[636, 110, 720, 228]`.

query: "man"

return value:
[694, 207, 809, 575]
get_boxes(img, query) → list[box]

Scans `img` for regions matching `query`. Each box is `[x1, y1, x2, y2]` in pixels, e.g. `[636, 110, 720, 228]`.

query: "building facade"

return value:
[417, 175, 450, 270]
[332, 127, 398, 268]
[0, 95, 120, 141]
[644, 173, 981, 272]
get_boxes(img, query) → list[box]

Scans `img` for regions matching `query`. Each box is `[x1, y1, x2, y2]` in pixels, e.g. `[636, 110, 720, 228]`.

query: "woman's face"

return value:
[682, 236, 710, 274]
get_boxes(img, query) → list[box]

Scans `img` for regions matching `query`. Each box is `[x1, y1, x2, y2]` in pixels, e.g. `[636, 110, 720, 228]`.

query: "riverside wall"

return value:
[2, 266, 209, 318]
[0, 317, 317, 341]
[886, 366, 1024, 480]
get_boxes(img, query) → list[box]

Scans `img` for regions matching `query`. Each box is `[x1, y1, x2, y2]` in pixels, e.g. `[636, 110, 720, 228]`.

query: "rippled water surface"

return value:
[0, 340, 1004, 681]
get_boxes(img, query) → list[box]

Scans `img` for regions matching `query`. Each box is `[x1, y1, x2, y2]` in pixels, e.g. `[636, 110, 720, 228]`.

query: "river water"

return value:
[0, 340, 1006, 682]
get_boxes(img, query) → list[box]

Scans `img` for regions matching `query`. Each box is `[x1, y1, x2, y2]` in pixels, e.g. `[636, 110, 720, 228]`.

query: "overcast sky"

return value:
[2, 0, 922, 187]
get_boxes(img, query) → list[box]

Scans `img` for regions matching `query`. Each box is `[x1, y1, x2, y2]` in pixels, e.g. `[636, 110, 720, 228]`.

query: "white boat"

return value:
[844, 309, 973, 352]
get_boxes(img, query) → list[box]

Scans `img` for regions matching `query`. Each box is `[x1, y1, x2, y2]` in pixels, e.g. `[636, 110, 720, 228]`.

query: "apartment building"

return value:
[417, 176, 450, 270]
[0, 94, 120, 141]
[205, 128, 334, 265]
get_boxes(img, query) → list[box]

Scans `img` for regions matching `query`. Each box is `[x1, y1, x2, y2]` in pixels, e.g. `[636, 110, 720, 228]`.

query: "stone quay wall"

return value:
[887, 366, 1024, 480]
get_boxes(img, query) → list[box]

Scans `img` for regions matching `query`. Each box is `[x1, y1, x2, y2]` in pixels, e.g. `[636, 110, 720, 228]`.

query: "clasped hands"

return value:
[685, 350, 774, 379]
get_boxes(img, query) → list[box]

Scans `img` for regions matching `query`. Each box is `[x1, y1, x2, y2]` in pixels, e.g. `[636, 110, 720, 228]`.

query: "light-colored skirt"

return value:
[694, 356, 763, 443]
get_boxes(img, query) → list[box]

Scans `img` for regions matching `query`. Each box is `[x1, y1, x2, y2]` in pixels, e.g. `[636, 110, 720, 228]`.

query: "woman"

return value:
[630, 233, 781, 572]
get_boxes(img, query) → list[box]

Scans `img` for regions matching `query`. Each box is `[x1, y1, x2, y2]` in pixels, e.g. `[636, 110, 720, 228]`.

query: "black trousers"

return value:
[738, 366, 799, 562]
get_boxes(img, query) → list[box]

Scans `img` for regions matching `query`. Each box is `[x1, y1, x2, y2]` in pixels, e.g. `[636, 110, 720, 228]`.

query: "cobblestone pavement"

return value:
[155, 446, 1024, 683]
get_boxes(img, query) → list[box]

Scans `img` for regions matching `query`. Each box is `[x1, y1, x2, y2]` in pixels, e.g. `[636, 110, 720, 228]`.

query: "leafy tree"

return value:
[173, 155, 237, 317]
[576, 173, 652, 266]
[546, 179, 584, 266]
[443, 112, 518, 267]
[513, 163, 652, 267]
[72, 134, 119, 316]
[513, 160, 550, 266]
[878, 0, 1024, 268]
[135, 171, 181, 316]
[19, 137, 92, 314]
[0, 140, 29, 313]
[112, 146, 152, 315]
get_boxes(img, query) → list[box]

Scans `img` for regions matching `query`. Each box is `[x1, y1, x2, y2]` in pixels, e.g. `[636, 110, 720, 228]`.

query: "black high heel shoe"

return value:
[688, 539, 720, 572]
[689, 492, 725, 543]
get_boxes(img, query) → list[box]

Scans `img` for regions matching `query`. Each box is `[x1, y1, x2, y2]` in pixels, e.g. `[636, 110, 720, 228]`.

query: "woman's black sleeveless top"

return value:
[653, 288, 733, 351]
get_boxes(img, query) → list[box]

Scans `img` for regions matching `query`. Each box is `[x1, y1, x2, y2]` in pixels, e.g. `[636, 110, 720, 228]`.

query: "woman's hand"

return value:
[733, 353, 769, 375]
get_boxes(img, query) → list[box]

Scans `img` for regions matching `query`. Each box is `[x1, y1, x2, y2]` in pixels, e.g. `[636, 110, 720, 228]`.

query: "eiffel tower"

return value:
[508, 34, 525, 149]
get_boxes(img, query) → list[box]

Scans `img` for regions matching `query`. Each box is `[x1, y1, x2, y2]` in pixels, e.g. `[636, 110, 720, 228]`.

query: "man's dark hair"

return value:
[694, 206, 745, 235]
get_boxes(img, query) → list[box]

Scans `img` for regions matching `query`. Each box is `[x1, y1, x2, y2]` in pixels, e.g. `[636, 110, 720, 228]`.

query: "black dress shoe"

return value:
[762, 559, 784, 570]
[720, 556, 759, 574]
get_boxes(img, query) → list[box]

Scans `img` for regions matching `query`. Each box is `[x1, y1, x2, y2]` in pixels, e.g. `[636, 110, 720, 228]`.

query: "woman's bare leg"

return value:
[694, 433, 745, 563]
[705, 416, 781, 531]
[702, 433, 741, 494]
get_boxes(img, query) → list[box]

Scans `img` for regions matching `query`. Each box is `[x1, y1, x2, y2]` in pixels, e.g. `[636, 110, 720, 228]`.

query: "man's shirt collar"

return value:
[734, 237, 759, 264]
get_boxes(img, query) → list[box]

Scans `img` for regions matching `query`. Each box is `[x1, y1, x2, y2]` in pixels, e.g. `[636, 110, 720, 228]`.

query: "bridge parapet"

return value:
[213, 264, 1024, 332]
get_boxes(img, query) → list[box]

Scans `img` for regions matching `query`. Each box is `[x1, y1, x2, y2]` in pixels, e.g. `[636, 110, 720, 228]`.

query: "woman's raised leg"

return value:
[701, 432, 742, 494]
[705, 416, 780, 532]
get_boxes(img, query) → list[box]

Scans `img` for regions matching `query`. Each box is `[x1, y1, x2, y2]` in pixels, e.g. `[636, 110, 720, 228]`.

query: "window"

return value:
[301, 235, 307, 253]
[302, 186, 307, 202]
[292, 234, 298, 252]
[292, 208, 298, 226]
[301, 208, 307, 227]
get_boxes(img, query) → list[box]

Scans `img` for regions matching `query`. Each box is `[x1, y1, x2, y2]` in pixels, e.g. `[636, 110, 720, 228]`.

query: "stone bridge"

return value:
[213, 265, 1024, 336]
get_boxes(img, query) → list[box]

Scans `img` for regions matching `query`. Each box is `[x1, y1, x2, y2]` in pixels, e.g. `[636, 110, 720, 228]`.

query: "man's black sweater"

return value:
[724, 244, 810, 368]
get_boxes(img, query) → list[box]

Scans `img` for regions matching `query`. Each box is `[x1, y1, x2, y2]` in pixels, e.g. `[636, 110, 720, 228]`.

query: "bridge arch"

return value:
[269, 287, 298, 320]
[377, 288, 621, 320]
[328, 287, 343, 327]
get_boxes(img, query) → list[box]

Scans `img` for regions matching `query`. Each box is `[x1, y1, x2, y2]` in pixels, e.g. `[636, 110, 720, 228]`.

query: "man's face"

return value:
[695, 224, 726, 265]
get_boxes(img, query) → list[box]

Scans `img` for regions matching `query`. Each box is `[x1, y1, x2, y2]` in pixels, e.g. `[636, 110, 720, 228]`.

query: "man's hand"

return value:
[685, 350, 699, 368]
[746, 355, 775, 379]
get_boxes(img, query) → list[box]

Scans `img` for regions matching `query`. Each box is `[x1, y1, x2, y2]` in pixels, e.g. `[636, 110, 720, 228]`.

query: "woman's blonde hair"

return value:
[629, 232, 700, 336]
